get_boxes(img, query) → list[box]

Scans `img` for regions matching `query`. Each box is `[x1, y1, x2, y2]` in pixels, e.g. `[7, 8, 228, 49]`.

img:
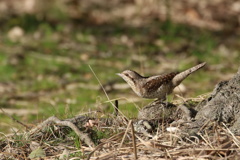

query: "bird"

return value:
[117, 62, 206, 101]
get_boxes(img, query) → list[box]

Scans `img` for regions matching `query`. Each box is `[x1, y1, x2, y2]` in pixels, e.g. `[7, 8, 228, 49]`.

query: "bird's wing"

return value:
[143, 72, 178, 92]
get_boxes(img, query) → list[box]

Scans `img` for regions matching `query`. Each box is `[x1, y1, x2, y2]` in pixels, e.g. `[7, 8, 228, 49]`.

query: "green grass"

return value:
[0, 12, 239, 134]
[0, 54, 16, 81]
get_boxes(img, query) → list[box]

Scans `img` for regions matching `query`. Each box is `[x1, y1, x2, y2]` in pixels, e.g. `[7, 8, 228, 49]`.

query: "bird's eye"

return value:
[124, 73, 129, 77]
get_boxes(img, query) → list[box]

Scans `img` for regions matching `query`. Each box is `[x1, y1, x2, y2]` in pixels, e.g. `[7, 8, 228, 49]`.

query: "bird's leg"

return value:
[152, 96, 167, 105]
[157, 94, 167, 102]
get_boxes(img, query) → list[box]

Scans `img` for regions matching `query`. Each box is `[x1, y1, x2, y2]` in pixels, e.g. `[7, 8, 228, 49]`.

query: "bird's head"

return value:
[117, 70, 142, 88]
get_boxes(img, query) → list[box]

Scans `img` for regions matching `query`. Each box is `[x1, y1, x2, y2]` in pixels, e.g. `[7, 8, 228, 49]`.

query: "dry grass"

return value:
[1, 97, 240, 159]
[1, 68, 239, 159]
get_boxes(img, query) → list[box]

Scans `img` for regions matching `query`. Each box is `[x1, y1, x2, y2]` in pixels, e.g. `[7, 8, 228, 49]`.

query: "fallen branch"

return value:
[28, 116, 95, 148]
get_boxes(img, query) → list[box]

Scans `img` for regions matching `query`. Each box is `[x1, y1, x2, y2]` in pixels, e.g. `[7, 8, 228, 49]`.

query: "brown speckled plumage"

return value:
[117, 62, 206, 101]
[143, 72, 179, 92]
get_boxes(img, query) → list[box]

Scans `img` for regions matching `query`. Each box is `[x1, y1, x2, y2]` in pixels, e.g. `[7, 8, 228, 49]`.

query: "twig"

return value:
[130, 120, 138, 160]
[164, 148, 172, 159]
[222, 122, 240, 148]
[0, 108, 30, 130]
[114, 100, 119, 116]
[94, 151, 119, 160]
[86, 131, 125, 160]
[119, 120, 132, 149]
[88, 65, 128, 121]
[28, 116, 95, 148]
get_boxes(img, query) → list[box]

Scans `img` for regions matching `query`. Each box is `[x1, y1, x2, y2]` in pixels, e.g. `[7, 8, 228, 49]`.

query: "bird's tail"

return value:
[172, 62, 206, 87]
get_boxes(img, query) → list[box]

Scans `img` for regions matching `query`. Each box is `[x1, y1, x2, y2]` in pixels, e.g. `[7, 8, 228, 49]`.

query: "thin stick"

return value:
[105, 97, 141, 110]
[87, 131, 125, 160]
[88, 65, 128, 121]
[0, 108, 30, 129]
[130, 120, 138, 160]
[28, 116, 95, 148]
[222, 122, 240, 148]
[114, 100, 119, 116]
[119, 120, 132, 149]
[165, 148, 172, 159]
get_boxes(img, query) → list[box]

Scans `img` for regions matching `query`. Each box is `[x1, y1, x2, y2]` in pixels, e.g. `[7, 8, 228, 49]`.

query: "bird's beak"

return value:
[116, 73, 122, 76]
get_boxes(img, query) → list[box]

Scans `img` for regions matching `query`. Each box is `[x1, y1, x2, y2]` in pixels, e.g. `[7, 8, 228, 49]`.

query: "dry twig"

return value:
[0, 108, 30, 130]
[28, 116, 95, 148]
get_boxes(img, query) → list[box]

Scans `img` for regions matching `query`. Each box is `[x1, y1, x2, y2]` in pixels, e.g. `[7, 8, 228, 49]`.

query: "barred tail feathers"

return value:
[172, 62, 206, 87]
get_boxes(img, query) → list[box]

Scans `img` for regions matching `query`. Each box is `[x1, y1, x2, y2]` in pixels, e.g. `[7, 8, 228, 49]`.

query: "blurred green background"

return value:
[0, 0, 239, 133]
